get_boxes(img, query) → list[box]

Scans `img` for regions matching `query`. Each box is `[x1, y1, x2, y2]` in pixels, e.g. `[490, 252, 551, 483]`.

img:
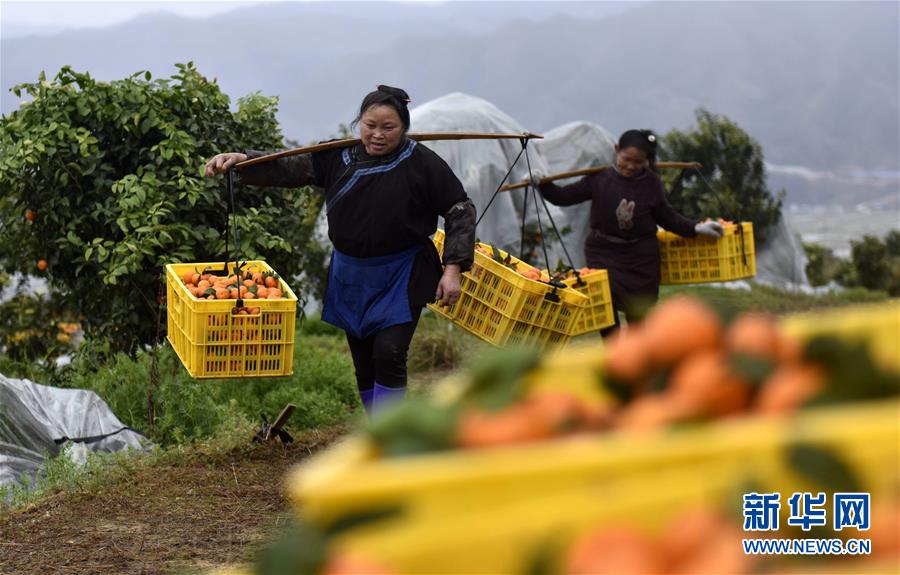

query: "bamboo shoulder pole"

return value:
[235, 132, 544, 169]
[498, 161, 703, 192]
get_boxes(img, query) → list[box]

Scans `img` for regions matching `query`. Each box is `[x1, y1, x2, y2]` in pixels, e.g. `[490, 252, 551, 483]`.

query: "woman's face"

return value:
[360, 104, 404, 156]
[615, 145, 649, 178]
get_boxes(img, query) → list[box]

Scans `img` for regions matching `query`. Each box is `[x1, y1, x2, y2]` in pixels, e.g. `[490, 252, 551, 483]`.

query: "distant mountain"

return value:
[2, 1, 897, 206]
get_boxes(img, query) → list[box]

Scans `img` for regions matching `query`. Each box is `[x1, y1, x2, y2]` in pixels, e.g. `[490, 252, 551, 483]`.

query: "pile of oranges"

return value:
[605, 295, 820, 430]
[474, 243, 592, 283]
[180, 269, 284, 302]
[401, 295, 895, 452]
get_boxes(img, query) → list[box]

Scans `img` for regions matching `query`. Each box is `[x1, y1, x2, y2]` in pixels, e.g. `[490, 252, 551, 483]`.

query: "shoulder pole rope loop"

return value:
[226, 168, 244, 309]
[475, 143, 527, 228]
[521, 143, 581, 288]
[522, 143, 565, 302]
[522, 141, 551, 271]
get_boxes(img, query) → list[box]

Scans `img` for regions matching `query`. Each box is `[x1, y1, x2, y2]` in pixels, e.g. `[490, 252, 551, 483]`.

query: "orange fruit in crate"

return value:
[456, 404, 552, 448]
[267, 288, 283, 299]
[256, 286, 269, 299]
[564, 526, 661, 575]
[725, 312, 780, 360]
[675, 525, 752, 575]
[322, 552, 396, 575]
[265, 275, 278, 288]
[527, 391, 589, 432]
[754, 363, 826, 415]
[660, 506, 725, 567]
[668, 350, 751, 418]
[181, 271, 195, 285]
[616, 394, 687, 432]
[603, 327, 651, 383]
[36, 259, 48, 271]
[642, 296, 721, 368]
[521, 268, 541, 281]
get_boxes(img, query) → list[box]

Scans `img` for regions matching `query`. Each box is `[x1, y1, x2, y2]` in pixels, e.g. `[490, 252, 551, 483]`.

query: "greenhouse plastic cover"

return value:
[0, 375, 149, 497]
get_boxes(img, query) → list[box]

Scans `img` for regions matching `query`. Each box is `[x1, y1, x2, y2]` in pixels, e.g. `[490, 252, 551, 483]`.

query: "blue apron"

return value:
[322, 245, 422, 340]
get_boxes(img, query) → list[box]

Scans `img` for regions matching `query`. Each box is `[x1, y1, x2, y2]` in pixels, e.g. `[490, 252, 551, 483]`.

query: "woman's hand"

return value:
[435, 264, 462, 307]
[695, 220, 724, 238]
[204, 152, 248, 177]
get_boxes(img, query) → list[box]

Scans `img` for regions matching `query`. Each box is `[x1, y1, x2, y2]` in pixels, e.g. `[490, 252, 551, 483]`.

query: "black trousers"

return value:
[599, 287, 658, 338]
[345, 306, 423, 391]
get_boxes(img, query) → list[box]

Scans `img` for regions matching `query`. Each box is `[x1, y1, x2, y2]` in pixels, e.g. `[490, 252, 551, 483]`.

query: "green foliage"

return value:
[849, 235, 890, 292]
[802, 242, 847, 287]
[0, 64, 326, 354]
[805, 233, 900, 296]
[660, 282, 889, 316]
[660, 109, 783, 244]
[58, 332, 357, 446]
[407, 312, 472, 373]
[0, 289, 78, 364]
[885, 230, 900, 257]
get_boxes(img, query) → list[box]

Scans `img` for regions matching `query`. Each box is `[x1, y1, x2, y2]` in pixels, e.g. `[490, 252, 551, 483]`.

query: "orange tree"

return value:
[0, 63, 326, 354]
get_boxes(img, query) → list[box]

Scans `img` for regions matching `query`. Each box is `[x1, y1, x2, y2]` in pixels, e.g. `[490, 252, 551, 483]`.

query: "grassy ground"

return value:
[0, 283, 891, 574]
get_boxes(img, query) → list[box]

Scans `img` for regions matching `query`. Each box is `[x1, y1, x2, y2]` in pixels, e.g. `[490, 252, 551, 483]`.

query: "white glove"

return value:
[695, 220, 724, 238]
[526, 169, 546, 187]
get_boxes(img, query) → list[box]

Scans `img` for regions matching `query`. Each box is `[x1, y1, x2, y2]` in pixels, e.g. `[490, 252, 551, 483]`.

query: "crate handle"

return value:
[544, 286, 561, 303]
[737, 222, 748, 268]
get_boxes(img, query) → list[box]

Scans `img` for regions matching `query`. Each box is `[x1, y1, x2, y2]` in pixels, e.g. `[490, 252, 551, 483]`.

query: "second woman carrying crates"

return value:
[532, 129, 724, 336]
[204, 85, 476, 415]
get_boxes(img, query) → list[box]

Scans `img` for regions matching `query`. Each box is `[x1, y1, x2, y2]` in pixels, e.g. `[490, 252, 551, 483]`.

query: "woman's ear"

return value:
[614, 144, 620, 154]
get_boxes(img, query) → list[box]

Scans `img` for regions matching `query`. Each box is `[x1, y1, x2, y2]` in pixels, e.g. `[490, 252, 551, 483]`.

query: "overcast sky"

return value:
[1, 1, 275, 28]
[0, 0, 455, 30]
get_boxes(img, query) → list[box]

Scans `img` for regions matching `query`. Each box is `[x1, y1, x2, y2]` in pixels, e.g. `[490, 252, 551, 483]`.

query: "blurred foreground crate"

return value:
[165, 260, 297, 378]
[289, 399, 898, 575]
[781, 299, 900, 374]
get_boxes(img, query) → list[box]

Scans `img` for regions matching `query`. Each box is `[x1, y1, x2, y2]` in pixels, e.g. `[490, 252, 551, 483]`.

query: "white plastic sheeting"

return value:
[754, 215, 810, 287]
[411, 93, 570, 268]
[0, 375, 149, 498]
[531, 121, 618, 268]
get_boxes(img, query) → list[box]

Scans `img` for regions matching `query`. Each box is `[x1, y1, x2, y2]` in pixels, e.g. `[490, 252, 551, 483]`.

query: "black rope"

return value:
[226, 169, 244, 308]
[475, 143, 527, 228]
[53, 426, 144, 445]
[691, 166, 732, 222]
[523, 146, 580, 284]
[519, 179, 529, 259]
[523, 143, 551, 272]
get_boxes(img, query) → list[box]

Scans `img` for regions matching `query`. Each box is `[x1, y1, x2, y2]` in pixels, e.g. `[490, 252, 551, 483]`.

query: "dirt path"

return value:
[0, 426, 347, 575]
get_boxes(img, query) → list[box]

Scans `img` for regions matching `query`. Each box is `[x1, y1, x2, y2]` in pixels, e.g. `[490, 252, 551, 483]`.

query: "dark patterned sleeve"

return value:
[236, 150, 317, 188]
[651, 178, 697, 237]
[537, 175, 595, 206]
[442, 199, 476, 272]
[421, 148, 475, 272]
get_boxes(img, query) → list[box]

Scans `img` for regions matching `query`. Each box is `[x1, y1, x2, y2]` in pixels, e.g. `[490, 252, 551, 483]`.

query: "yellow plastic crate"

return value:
[325, 441, 897, 575]
[559, 269, 615, 335]
[289, 400, 899, 529]
[781, 300, 900, 374]
[165, 260, 298, 379]
[428, 229, 589, 350]
[659, 221, 756, 284]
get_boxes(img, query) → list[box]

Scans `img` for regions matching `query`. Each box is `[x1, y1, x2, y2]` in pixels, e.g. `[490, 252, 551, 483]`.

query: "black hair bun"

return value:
[642, 129, 658, 146]
[377, 85, 411, 104]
